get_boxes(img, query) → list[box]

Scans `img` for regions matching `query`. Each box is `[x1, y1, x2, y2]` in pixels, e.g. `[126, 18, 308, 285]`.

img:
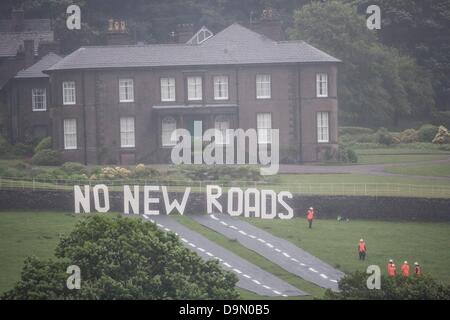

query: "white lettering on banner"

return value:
[73, 185, 294, 219]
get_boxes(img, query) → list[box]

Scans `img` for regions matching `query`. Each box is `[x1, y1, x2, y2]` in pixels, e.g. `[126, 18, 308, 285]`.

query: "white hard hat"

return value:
[309, 207, 313, 210]
[389, 259, 393, 263]
[414, 262, 419, 265]
[404, 261, 408, 264]
[360, 239, 364, 242]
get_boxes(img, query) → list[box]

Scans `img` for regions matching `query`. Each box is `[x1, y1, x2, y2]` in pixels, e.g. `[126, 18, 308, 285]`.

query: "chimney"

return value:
[249, 8, 286, 41]
[11, 8, 25, 32]
[176, 23, 194, 43]
[24, 39, 35, 67]
[106, 19, 133, 45]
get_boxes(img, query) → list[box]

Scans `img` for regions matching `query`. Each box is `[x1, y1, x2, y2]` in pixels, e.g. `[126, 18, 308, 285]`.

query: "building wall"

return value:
[50, 62, 338, 164]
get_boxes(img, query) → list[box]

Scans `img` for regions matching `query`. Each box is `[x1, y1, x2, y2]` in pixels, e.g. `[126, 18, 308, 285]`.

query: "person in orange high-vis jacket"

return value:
[414, 262, 422, 277]
[306, 207, 314, 229]
[387, 259, 396, 277]
[401, 261, 410, 277]
[358, 239, 367, 261]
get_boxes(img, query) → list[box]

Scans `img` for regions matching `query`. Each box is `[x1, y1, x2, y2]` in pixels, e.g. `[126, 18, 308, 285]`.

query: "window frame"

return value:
[187, 76, 203, 101]
[62, 81, 76, 105]
[63, 118, 77, 150]
[316, 73, 329, 98]
[317, 111, 330, 143]
[213, 75, 229, 100]
[256, 112, 272, 144]
[160, 77, 176, 102]
[256, 74, 271, 99]
[32, 88, 47, 111]
[119, 78, 135, 103]
[161, 116, 177, 147]
[120, 117, 136, 148]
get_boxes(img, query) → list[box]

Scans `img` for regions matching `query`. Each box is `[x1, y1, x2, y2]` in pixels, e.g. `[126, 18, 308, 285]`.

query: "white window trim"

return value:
[256, 74, 271, 99]
[187, 76, 203, 101]
[161, 116, 177, 147]
[213, 76, 229, 100]
[316, 73, 329, 98]
[160, 77, 176, 102]
[257, 113, 272, 144]
[32, 88, 47, 111]
[62, 81, 76, 105]
[119, 78, 135, 103]
[120, 117, 135, 148]
[317, 112, 330, 143]
[63, 119, 77, 150]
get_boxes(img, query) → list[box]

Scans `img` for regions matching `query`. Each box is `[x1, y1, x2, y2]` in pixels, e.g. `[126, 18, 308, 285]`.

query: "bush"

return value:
[0, 135, 11, 156]
[12, 143, 34, 157]
[337, 145, 358, 163]
[418, 124, 439, 142]
[31, 149, 62, 166]
[339, 127, 374, 136]
[432, 126, 450, 144]
[395, 129, 419, 143]
[431, 111, 450, 129]
[376, 128, 396, 145]
[34, 137, 52, 154]
[130, 163, 160, 179]
[61, 162, 88, 175]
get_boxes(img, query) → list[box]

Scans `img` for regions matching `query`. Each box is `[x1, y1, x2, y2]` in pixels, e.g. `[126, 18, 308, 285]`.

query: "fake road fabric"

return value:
[192, 214, 344, 291]
[142, 214, 306, 297]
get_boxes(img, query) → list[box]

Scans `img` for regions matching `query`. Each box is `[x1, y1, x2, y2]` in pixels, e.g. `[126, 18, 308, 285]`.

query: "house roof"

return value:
[46, 23, 340, 72]
[14, 52, 62, 79]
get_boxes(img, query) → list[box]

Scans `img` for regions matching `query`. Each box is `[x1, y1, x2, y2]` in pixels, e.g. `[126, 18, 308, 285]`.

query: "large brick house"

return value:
[45, 23, 340, 164]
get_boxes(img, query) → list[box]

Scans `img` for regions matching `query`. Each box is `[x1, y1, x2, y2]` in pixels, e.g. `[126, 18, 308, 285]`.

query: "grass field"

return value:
[246, 217, 450, 284]
[353, 147, 450, 165]
[385, 163, 450, 177]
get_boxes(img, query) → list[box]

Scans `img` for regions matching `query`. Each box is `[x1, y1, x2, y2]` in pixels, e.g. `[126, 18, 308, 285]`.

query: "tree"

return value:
[2, 215, 238, 299]
[289, 1, 435, 127]
[325, 271, 450, 300]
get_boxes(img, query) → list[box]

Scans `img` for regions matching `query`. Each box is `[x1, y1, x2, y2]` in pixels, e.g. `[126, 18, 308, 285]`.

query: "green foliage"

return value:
[339, 127, 374, 136]
[175, 165, 262, 181]
[31, 149, 62, 166]
[417, 125, 439, 143]
[12, 143, 34, 157]
[290, 1, 435, 127]
[394, 129, 419, 144]
[34, 137, 52, 154]
[2, 215, 238, 300]
[376, 128, 395, 146]
[0, 135, 11, 156]
[61, 162, 88, 175]
[431, 111, 450, 129]
[324, 271, 450, 300]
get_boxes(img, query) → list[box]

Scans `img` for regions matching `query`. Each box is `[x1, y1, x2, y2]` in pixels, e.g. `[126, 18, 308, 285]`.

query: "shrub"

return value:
[12, 143, 34, 157]
[432, 126, 450, 144]
[355, 133, 377, 143]
[61, 162, 88, 175]
[418, 124, 439, 142]
[0, 135, 11, 156]
[337, 145, 358, 163]
[395, 129, 419, 143]
[130, 163, 160, 179]
[376, 128, 396, 145]
[339, 127, 374, 135]
[34, 137, 52, 154]
[31, 149, 62, 166]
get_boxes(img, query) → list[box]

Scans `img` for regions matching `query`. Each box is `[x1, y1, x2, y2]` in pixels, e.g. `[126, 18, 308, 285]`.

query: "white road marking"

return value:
[233, 268, 242, 274]
[282, 294, 288, 297]
[291, 258, 299, 262]
[210, 215, 219, 220]
[248, 235, 257, 239]
[223, 262, 232, 268]
[257, 238, 266, 243]
[220, 221, 228, 226]
[156, 223, 163, 228]
[252, 279, 261, 285]
[238, 230, 247, 235]
[197, 247, 205, 252]
[282, 252, 291, 258]
[309, 267, 318, 273]
[188, 243, 196, 248]
[164, 227, 170, 232]
[205, 252, 214, 257]
[330, 279, 338, 283]
[262, 285, 271, 290]
[266, 243, 274, 248]
[275, 248, 282, 252]
[181, 238, 188, 243]
[150, 219, 155, 223]
[273, 290, 281, 295]
[243, 274, 251, 279]
[300, 263, 306, 266]
[229, 225, 238, 230]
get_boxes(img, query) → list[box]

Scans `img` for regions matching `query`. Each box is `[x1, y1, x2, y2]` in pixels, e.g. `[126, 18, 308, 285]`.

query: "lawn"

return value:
[0, 211, 81, 294]
[353, 147, 450, 165]
[385, 163, 450, 177]
[245, 217, 450, 285]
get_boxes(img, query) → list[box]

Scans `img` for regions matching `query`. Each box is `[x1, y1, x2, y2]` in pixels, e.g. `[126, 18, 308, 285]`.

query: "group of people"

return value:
[305, 208, 423, 278]
[358, 239, 422, 277]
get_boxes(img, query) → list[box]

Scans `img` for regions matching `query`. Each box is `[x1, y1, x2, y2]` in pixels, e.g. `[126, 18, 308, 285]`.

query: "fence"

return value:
[0, 176, 449, 199]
